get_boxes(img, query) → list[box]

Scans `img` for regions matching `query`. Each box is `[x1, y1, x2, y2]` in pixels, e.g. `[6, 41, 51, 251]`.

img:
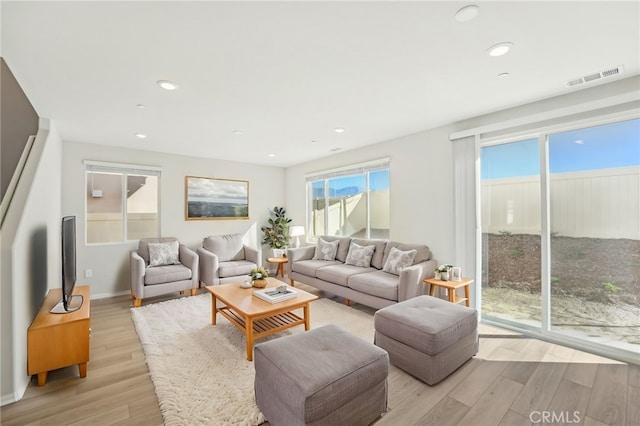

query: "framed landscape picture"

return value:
[185, 176, 249, 220]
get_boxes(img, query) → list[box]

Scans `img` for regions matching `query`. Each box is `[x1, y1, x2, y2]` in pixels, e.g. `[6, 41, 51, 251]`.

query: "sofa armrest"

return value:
[287, 246, 315, 261]
[397, 259, 437, 302]
[130, 251, 146, 299]
[197, 247, 220, 286]
[180, 244, 199, 288]
[244, 245, 259, 265]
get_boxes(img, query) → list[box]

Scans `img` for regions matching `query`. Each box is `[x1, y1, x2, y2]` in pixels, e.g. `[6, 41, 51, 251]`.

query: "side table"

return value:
[267, 257, 288, 278]
[423, 277, 473, 307]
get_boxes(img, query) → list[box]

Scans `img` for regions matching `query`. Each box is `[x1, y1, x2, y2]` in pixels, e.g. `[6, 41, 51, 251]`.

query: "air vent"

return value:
[565, 65, 624, 87]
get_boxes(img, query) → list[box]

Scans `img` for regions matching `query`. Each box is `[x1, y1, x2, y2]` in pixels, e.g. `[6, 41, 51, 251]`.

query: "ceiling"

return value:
[2, 1, 639, 167]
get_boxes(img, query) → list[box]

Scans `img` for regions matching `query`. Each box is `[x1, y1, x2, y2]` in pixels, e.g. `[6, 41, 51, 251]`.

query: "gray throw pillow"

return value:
[148, 241, 180, 267]
[312, 238, 340, 261]
[382, 246, 417, 275]
[345, 243, 376, 268]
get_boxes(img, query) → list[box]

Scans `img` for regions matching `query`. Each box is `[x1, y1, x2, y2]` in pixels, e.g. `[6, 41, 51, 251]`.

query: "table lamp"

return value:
[289, 226, 305, 248]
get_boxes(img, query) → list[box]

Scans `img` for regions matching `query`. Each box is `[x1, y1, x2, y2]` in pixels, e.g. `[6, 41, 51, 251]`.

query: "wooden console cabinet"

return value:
[27, 285, 90, 386]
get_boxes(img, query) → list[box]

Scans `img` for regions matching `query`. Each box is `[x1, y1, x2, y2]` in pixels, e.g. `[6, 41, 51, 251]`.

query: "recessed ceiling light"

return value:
[455, 5, 479, 22]
[333, 128, 345, 133]
[330, 148, 342, 152]
[311, 140, 318, 143]
[136, 104, 146, 109]
[497, 72, 511, 79]
[268, 153, 276, 157]
[488, 42, 513, 57]
[233, 130, 243, 135]
[135, 133, 147, 139]
[157, 80, 179, 90]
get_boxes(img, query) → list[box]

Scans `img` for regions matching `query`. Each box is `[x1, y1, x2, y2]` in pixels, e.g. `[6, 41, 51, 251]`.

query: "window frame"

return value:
[84, 161, 162, 245]
[305, 158, 390, 242]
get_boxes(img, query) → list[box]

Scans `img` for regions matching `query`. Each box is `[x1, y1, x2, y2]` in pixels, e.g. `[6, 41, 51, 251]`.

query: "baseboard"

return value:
[1, 374, 28, 406]
[90, 289, 131, 300]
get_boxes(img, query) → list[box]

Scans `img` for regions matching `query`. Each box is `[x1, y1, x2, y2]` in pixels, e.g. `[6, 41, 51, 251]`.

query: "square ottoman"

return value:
[254, 324, 389, 426]
[374, 295, 478, 385]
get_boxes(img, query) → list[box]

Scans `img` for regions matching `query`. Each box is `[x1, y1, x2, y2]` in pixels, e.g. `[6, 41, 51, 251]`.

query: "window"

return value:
[307, 159, 390, 240]
[477, 117, 640, 361]
[85, 161, 161, 244]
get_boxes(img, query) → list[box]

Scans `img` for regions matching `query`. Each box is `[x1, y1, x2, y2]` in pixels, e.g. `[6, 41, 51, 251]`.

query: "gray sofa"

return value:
[288, 236, 437, 310]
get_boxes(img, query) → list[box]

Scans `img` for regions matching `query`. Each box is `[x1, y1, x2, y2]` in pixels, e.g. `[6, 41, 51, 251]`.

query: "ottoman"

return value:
[374, 295, 478, 385]
[254, 324, 389, 426]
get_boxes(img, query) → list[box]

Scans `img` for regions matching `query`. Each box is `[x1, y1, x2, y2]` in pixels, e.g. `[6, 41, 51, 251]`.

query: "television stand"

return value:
[28, 286, 90, 386]
[50, 294, 84, 314]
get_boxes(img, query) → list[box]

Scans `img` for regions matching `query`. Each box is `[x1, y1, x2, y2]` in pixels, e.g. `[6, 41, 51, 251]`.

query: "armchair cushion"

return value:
[138, 237, 179, 265]
[144, 264, 193, 285]
[203, 234, 245, 261]
[148, 241, 180, 267]
[218, 260, 256, 278]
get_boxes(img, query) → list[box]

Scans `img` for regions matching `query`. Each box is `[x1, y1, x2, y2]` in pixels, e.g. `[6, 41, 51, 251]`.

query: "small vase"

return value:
[441, 271, 449, 281]
[252, 279, 268, 288]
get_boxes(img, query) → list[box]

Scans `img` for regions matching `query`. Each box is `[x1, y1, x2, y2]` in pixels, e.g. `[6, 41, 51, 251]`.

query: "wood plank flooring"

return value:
[2, 281, 638, 426]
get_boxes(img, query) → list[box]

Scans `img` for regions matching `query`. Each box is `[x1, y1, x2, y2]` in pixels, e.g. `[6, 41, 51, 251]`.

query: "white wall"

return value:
[1, 120, 62, 404]
[62, 142, 285, 298]
[285, 125, 457, 266]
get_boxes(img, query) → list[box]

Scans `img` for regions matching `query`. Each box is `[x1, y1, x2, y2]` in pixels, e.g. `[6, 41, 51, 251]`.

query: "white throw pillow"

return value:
[382, 246, 417, 275]
[345, 243, 376, 268]
[312, 238, 340, 261]
[148, 241, 180, 267]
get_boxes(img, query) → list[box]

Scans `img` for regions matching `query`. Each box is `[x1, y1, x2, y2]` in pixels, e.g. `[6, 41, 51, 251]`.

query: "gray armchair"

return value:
[197, 233, 258, 286]
[130, 237, 199, 307]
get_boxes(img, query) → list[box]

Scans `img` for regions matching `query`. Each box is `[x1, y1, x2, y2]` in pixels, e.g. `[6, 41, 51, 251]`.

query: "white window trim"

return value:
[84, 161, 161, 245]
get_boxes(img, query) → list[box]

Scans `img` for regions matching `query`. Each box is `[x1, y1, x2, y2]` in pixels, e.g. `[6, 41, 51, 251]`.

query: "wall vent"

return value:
[565, 65, 623, 87]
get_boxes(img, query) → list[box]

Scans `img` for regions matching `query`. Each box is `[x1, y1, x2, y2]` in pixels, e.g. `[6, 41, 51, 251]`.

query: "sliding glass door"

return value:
[548, 119, 640, 353]
[480, 118, 640, 360]
[480, 138, 542, 328]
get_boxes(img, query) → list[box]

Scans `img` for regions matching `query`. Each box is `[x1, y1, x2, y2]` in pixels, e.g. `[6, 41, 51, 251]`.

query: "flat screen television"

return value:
[50, 215, 83, 314]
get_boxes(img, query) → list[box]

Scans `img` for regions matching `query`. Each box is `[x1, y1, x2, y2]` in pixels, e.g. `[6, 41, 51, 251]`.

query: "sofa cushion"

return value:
[218, 260, 256, 278]
[148, 241, 180, 267]
[203, 234, 245, 262]
[144, 264, 192, 285]
[316, 236, 351, 262]
[316, 264, 375, 287]
[291, 259, 341, 277]
[382, 242, 430, 266]
[348, 271, 398, 301]
[313, 238, 340, 261]
[345, 243, 376, 267]
[352, 239, 388, 269]
[382, 247, 417, 275]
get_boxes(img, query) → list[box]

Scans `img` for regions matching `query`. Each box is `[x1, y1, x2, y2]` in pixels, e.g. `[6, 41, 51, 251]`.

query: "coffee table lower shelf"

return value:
[218, 306, 305, 337]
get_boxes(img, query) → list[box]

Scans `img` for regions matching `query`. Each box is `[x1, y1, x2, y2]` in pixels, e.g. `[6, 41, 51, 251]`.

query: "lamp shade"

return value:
[289, 226, 305, 237]
[289, 226, 305, 248]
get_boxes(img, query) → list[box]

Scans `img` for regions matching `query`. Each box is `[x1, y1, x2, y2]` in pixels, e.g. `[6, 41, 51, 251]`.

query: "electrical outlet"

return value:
[85, 269, 93, 278]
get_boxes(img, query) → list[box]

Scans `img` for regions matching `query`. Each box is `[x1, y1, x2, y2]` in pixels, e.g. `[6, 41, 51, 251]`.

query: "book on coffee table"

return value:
[253, 287, 298, 304]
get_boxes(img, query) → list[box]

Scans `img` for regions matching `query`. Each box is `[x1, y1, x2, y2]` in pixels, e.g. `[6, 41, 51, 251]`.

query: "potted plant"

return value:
[261, 206, 292, 257]
[435, 264, 454, 281]
[249, 267, 269, 288]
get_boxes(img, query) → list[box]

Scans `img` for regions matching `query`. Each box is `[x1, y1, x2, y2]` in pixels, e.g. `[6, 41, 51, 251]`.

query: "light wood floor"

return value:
[2, 281, 638, 426]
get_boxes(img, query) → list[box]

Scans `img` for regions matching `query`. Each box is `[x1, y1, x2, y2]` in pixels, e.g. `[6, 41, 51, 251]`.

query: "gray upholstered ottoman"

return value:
[374, 295, 478, 385]
[254, 324, 389, 426]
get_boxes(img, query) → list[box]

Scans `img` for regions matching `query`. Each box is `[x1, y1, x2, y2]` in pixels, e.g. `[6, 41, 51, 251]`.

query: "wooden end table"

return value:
[267, 256, 288, 278]
[206, 277, 318, 361]
[423, 277, 473, 307]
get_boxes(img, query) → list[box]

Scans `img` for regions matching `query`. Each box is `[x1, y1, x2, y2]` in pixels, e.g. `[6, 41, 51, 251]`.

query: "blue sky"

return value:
[482, 118, 640, 179]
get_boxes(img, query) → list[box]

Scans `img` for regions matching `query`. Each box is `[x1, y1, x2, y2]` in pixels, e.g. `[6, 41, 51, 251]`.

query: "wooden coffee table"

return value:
[205, 277, 318, 361]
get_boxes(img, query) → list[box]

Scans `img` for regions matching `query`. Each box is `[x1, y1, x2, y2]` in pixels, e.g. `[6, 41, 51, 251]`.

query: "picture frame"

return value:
[185, 176, 249, 220]
[451, 266, 462, 282]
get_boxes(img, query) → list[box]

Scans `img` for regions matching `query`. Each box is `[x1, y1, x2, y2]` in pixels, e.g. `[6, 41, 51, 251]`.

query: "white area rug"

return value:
[131, 293, 375, 425]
